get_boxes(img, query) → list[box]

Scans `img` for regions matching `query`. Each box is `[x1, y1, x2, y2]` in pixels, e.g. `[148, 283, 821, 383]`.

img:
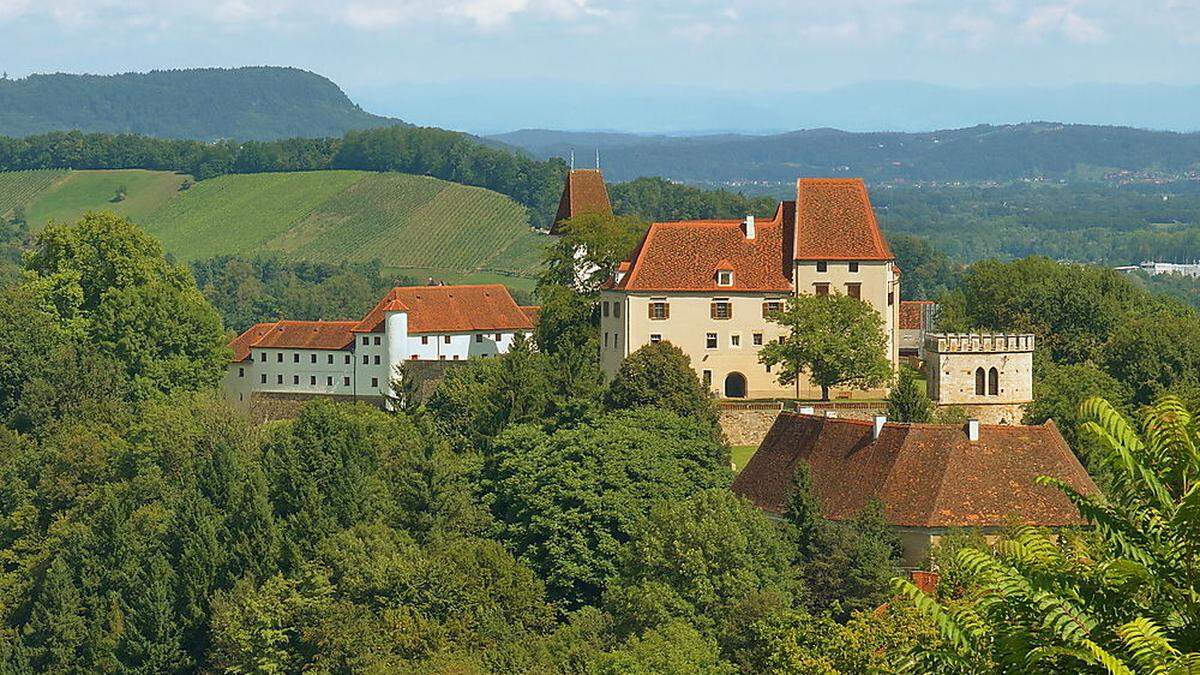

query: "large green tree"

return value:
[603, 341, 721, 436]
[760, 294, 892, 400]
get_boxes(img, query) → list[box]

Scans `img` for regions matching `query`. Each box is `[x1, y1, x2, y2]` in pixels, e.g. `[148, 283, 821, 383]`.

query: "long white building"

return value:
[222, 284, 537, 408]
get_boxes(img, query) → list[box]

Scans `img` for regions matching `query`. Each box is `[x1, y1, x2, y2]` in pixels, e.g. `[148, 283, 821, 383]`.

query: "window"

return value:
[702, 370, 713, 388]
[373, 336, 381, 346]
[494, 333, 501, 341]
[650, 334, 662, 344]
[259, 352, 266, 362]
[293, 375, 299, 385]
[753, 333, 763, 346]
[373, 355, 381, 365]
[444, 336, 451, 344]
[310, 376, 316, 385]
[411, 354, 418, 360]
[616, 333, 621, 350]
[439, 355, 446, 360]
[603, 301, 610, 317]
[763, 300, 783, 317]
[710, 300, 732, 320]
[816, 261, 828, 272]
[327, 354, 334, 364]
[276, 374, 283, 384]
[846, 283, 861, 300]
[848, 262, 859, 273]
[363, 355, 370, 365]
[475, 334, 483, 343]
[238, 367, 244, 378]
[717, 270, 733, 286]
[706, 333, 718, 349]
[730, 334, 741, 347]
[293, 353, 299, 363]
[613, 303, 621, 318]
[343, 377, 351, 386]
[604, 332, 609, 348]
[766, 363, 772, 373]
[453, 355, 460, 360]
[261, 373, 267, 384]
[421, 336, 429, 345]
[371, 377, 379, 388]
[988, 368, 999, 396]
[344, 355, 351, 365]
[649, 301, 669, 320]
[326, 376, 333, 386]
[362, 336, 369, 346]
[310, 354, 317, 364]
[277, 352, 283, 363]
[975, 368, 986, 395]
[888, 291, 894, 306]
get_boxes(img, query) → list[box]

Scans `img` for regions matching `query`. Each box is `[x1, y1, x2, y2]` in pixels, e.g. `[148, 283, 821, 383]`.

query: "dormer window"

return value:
[717, 270, 733, 287]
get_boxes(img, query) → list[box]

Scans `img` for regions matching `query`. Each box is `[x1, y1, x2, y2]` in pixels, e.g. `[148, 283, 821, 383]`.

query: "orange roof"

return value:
[354, 284, 535, 334]
[228, 320, 358, 361]
[794, 178, 893, 261]
[900, 300, 935, 330]
[551, 169, 612, 234]
[519, 305, 541, 324]
[614, 202, 794, 293]
[229, 322, 276, 362]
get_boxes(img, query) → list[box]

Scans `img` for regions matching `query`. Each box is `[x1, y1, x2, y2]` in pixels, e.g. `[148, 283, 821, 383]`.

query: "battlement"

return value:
[924, 333, 1035, 354]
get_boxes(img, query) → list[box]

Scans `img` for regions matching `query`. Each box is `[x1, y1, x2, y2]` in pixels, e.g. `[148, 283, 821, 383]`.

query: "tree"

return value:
[603, 341, 721, 435]
[1025, 360, 1132, 451]
[539, 212, 646, 293]
[886, 366, 934, 423]
[23, 556, 87, 672]
[896, 396, 1200, 672]
[591, 621, 736, 675]
[760, 294, 892, 400]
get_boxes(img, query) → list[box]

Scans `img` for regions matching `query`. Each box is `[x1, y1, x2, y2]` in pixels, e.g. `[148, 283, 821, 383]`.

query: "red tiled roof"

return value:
[233, 320, 358, 357]
[519, 306, 541, 324]
[900, 300, 935, 330]
[552, 169, 612, 234]
[614, 202, 793, 293]
[794, 178, 893, 261]
[732, 413, 1098, 529]
[354, 284, 535, 335]
[229, 322, 277, 362]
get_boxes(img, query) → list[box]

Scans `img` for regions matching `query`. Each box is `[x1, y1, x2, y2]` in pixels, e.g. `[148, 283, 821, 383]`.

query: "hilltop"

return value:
[0, 67, 403, 140]
[0, 169, 546, 287]
[491, 123, 1200, 187]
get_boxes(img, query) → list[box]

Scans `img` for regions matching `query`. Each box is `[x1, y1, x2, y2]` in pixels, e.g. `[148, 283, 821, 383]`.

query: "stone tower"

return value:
[924, 333, 1034, 424]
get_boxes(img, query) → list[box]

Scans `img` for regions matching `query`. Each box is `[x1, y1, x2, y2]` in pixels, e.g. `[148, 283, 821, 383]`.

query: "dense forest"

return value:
[495, 122, 1200, 184]
[0, 68, 401, 141]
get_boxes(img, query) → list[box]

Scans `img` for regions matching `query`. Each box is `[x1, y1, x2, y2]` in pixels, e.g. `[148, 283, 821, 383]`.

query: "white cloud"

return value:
[1023, 2, 1106, 44]
[0, 0, 31, 21]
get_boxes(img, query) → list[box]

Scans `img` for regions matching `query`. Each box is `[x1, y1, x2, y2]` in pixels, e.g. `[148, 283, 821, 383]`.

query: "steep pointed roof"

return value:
[551, 169, 612, 234]
[794, 178, 893, 261]
[732, 412, 1097, 528]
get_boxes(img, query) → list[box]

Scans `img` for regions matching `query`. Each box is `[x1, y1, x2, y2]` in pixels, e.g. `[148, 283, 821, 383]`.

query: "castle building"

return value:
[222, 284, 536, 409]
[924, 333, 1034, 424]
[599, 178, 900, 399]
[551, 168, 612, 234]
[732, 411, 1097, 565]
[898, 300, 937, 360]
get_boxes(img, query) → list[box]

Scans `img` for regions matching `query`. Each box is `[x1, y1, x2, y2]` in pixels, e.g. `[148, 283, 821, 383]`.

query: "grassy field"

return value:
[0, 169, 549, 285]
[731, 445, 758, 474]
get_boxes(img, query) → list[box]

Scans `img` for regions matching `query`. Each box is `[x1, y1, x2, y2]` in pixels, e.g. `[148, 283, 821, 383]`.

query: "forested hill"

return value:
[0, 67, 403, 140]
[491, 123, 1200, 186]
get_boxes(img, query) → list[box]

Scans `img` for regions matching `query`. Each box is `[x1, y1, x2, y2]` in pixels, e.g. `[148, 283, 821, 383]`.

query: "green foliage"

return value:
[487, 408, 731, 608]
[898, 396, 1200, 671]
[888, 233, 962, 301]
[887, 367, 934, 423]
[591, 621, 736, 674]
[1026, 361, 1133, 451]
[609, 176, 777, 222]
[760, 294, 892, 400]
[539, 211, 647, 292]
[604, 341, 721, 436]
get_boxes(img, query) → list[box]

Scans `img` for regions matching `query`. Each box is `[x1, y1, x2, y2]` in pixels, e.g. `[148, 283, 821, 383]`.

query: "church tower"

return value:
[550, 169, 612, 234]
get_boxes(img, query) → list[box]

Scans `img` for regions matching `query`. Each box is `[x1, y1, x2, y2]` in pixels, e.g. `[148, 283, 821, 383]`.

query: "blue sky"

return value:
[2, 1, 1199, 131]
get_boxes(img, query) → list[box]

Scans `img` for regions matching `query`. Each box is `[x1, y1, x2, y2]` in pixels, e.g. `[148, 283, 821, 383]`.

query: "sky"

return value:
[2, 0, 1199, 131]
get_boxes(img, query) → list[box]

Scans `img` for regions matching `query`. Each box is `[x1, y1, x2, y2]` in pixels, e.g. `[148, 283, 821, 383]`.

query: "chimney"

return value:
[824, 410, 838, 419]
[742, 215, 755, 239]
[967, 419, 980, 442]
[873, 415, 887, 439]
[797, 405, 815, 415]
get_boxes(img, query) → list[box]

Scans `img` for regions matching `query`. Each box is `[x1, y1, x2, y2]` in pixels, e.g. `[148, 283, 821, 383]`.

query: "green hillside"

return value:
[0, 169, 547, 286]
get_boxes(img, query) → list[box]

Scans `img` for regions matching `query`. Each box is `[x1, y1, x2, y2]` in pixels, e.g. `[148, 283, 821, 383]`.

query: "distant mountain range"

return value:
[356, 79, 1200, 135]
[0, 67, 405, 141]
[490, 123, 1200, 186]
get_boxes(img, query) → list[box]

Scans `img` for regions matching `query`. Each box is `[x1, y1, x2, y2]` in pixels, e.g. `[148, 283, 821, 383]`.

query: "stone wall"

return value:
[718, 401, 888, 447]
[953, 403, 1028, 426]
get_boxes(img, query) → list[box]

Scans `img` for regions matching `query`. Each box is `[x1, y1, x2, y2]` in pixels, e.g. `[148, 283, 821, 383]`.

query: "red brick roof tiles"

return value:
[242, 320, 358, 355]
[900, 300, 935, 330]
[354, 284, 534, 335]
[794, 178, 893, 261]
[552, 169, 612, 234]
[519, 306, 541, 324]
[229, 322, 277, 362]
[615, 202, 794, 293]
[731, 413, 1098, 529]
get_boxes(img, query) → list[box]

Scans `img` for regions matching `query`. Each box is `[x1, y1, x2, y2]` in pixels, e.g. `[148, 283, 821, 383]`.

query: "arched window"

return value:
[975, 367, 986, 395]
[988, 367, 999, 396]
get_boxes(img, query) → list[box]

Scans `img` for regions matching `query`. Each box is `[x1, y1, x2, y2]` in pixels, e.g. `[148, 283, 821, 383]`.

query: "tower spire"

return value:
[595, 147, 600, 170]
[570, 149, 575, 171]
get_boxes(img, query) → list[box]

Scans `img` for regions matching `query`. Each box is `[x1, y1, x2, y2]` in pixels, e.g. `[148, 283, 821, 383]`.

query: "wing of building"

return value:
[731, 411, 1099, 565]
[222, 284, 535, 409]
[600, 178, 900, 399]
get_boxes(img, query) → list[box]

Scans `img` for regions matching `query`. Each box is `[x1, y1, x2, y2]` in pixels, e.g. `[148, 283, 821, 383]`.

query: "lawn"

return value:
[22, 169, 187, 230]
[731, 445, 759, 474]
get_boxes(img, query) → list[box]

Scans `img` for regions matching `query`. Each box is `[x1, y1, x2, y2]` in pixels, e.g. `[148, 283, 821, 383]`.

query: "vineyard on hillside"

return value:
[0, 170, 66, 218]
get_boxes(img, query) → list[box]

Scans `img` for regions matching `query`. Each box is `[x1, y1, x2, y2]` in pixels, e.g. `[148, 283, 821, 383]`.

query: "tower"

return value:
[924, 333, 1035, 424]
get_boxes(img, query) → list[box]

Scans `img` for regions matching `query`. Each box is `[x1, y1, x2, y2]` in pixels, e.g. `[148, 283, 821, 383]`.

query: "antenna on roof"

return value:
[570, 149, 575, 171]
[595, 147, 600, 170]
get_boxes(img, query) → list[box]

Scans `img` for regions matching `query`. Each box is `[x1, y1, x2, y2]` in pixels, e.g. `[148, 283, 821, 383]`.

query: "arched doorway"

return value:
[724, 372, 747, 399]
